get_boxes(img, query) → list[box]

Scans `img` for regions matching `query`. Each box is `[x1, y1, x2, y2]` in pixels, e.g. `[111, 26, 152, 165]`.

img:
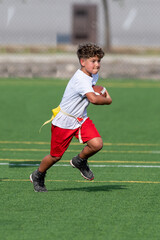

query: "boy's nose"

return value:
[95, 61, 100, 67]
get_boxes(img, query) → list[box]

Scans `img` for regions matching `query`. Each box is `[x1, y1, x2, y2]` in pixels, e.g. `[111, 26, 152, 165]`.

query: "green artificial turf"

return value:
[0, 78, 160, 240]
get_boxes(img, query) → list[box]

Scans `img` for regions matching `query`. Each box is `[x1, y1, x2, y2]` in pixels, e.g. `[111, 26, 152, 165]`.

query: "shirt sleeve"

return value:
[75, 77, 94, 96]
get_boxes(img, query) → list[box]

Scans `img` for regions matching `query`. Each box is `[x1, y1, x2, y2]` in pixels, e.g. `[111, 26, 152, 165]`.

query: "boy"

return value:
[30, 43, 112, 192]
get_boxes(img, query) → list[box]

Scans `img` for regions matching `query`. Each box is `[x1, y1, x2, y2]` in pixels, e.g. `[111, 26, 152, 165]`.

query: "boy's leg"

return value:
[30, 125, 76, 192]
[38, 154, 61, 172]
[70, 137, 103, 181]
[70, 118, 103, 181]
[30, 155, 61, 192]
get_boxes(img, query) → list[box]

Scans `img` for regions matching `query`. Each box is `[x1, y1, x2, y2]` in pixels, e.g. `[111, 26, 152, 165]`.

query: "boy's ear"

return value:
[80, 58, 85, 67]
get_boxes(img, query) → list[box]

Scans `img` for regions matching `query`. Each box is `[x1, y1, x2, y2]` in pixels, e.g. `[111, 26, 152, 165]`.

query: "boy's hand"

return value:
[105, 89, 111, 99]
[104, 89, 112, 104]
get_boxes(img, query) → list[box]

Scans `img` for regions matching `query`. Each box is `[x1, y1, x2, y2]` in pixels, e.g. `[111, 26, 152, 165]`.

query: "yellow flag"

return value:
[39, 105, 61, 133]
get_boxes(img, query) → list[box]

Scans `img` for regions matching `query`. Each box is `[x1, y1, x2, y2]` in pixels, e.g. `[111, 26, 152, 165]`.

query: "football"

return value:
[92, 85, 106, 97]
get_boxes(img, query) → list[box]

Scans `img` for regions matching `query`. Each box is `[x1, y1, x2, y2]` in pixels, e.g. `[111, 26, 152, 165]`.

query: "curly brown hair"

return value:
[77, 43, 105, 60]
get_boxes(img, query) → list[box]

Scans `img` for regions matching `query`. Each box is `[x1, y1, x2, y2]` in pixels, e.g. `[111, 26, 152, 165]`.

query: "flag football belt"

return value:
[39, 106, 84, 143]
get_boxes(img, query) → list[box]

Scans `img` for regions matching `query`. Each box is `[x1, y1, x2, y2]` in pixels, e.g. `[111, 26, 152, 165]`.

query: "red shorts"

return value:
[50, 117, 101, 157]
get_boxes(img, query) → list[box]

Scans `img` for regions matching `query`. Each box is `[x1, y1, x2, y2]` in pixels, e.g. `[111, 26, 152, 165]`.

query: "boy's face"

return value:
[80, 56, 101, 76]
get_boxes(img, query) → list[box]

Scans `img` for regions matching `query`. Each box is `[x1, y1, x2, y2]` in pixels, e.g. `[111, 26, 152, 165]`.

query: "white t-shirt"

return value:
[52, 69, 99, 129]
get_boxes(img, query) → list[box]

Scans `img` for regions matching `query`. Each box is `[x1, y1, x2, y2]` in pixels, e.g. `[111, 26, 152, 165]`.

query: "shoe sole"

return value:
[70, 160, 94, 181]
[30, 174, 33, 183]
[70, 160, 76, 168]
[30, 174, 38, 192]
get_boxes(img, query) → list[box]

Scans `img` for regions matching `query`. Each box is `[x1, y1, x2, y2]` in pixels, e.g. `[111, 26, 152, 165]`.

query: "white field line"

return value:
[1, 163, 160, 168]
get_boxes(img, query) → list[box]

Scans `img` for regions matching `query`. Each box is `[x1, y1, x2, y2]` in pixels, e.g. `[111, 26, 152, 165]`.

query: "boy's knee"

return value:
[90, 137, 103, 152]
[96, 139, 103, 151]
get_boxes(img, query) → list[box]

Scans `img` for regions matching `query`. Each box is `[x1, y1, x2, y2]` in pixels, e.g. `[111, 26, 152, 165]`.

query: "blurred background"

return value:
[0, 0, 160, 79]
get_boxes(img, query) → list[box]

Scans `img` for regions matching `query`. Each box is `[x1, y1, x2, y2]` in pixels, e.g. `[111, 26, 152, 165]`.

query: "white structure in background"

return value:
[0, 0, 159, 47]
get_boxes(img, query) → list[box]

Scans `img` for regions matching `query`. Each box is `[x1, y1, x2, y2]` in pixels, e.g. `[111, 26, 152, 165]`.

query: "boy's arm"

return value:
[86, 90, 112, 105]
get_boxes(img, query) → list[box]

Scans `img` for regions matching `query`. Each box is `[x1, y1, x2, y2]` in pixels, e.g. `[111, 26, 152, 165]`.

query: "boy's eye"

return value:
[91, 60, 100, 63]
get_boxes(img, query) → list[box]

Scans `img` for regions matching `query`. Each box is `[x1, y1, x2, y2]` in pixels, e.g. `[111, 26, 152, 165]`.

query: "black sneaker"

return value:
[70, 155, 94, 181]
[30, 169, 48, 192]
